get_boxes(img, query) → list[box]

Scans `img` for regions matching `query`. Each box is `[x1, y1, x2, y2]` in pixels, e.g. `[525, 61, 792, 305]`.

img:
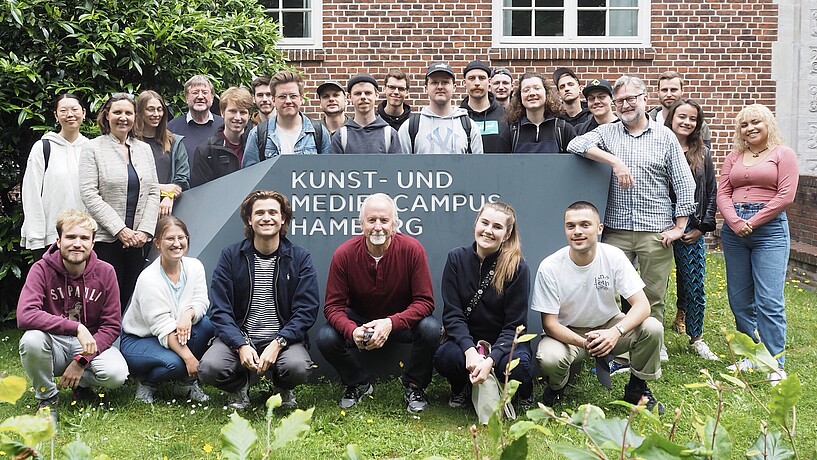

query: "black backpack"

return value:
[509, 118, 567, 152]
[407, 113, 472, 154]
[256, 117, 324, 161]
[40, 139, 51, 195]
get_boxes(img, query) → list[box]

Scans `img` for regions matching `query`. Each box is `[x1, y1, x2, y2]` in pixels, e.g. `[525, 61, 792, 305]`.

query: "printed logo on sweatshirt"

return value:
[50, 284, 103, 303]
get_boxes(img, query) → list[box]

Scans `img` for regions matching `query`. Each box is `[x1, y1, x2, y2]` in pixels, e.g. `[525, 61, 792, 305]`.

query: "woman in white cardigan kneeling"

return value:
[120, 216, 214, 403]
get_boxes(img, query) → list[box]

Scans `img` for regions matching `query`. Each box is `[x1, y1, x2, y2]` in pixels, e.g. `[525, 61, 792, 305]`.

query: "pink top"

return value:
[716, 145, 799, 232]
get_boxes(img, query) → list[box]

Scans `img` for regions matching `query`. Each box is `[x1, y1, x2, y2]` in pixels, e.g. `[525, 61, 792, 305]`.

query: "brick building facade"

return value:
[277, 0, 817, 280]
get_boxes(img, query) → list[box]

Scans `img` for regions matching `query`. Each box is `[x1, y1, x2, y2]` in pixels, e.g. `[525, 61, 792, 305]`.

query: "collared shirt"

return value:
[184, 111, 215, 125]
[567, 117, 695, 232]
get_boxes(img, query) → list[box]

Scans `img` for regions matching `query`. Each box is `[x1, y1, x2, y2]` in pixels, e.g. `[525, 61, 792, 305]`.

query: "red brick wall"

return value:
[285, 0, 778, 167]
[788, 175, 817, 247]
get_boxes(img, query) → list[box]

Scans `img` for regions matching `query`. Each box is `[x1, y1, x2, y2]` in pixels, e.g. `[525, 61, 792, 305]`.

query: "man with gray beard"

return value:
[317, 193, 439, 414]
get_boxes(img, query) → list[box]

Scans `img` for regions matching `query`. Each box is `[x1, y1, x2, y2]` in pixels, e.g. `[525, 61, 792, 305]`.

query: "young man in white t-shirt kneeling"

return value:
[531, 201, 664, 414]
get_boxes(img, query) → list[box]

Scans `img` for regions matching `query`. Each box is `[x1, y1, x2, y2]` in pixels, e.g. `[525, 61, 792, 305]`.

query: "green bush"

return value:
[0, 0, 289, 318]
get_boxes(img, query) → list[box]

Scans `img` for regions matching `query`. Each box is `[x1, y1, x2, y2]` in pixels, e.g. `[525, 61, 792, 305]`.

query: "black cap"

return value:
[552, 67, 579, 85]
[463, 60, 491, 77]
[491, 67, 512, 79]
[316, 81, 344, 96]
[346, 73, 380, 93]
[582, 78, 613, 98]
[425, 62, 455, 79]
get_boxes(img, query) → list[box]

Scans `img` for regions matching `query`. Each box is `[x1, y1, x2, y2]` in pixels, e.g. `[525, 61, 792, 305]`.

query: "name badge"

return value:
[477, 120, 499, 135]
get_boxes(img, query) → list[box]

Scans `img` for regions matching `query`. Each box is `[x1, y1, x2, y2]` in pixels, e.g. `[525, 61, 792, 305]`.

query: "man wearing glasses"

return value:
[376, 70, 413, 131]
[168, 75, 224, 169]
[243, 70, 330, 167]
[567, 75, 695, 362]
[575, 78, 619, 135]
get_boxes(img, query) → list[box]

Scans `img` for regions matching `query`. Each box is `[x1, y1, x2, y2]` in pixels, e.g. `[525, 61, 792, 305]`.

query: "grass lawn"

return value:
[1, 252, 815, 459]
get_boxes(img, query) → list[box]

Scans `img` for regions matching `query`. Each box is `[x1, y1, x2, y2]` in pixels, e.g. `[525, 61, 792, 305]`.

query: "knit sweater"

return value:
[324, 233, 435, 341]
[122, 257, 209, 348]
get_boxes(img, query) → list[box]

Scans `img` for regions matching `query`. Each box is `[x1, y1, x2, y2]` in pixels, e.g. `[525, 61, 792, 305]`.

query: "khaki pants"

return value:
[536, 313, 663, 390]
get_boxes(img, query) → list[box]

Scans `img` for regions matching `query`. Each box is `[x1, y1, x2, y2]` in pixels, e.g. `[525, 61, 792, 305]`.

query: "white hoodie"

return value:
[398, 107, 484, 154]
[21, 131, 89, 249]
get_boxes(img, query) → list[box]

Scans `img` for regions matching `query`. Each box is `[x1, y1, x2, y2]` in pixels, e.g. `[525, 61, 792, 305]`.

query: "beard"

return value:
[368, 232, 387, 246]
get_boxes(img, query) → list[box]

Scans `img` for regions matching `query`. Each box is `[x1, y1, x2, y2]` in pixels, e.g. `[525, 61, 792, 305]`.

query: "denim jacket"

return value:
[242, 112, 330, 168]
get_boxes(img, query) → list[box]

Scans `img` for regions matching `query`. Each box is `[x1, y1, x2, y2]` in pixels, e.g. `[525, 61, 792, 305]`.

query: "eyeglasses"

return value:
[276, 93, 301, 101]
[521, 85, 544, 95]
[386, 84, 407, 93]
[586, 94, 610, 103]
[612, 93, 644, 107]
[188, 89, 211, 97]
[57, 107, 83, 116]
[162, 235, 188, 244]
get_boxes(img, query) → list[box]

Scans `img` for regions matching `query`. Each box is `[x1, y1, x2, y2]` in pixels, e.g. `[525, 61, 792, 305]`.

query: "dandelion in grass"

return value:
[203, 443, 213, 453]
[340, 410, 346, 416]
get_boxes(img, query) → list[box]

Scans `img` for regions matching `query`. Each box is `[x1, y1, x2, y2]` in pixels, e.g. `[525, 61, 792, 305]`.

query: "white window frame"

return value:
[263, 0, 323, 49]
[492, 0, 651, 48]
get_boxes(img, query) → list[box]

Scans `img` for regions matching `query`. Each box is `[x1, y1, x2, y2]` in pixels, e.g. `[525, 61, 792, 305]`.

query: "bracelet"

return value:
[160, 190, 176, 199]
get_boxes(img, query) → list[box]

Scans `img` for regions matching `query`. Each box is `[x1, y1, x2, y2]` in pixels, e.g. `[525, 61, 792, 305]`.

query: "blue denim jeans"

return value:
[120, 316, 215, 384]
[721, 203, 789, 367]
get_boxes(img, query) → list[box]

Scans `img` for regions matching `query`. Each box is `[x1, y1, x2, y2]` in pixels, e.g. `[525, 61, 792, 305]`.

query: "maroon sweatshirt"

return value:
[17, 244, 121, 361]
[324, 233, 435, 341]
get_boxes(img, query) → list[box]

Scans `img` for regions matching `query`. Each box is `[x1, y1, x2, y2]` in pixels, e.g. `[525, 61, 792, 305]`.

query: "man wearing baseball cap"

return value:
[317, 80, 348, 135]
[329, 74, 402, 154]
[398, 62, 483, 154]
[553, 67, 592, 127]
[490, 67, 514, 108]
[576, 78, 619, 135]
[460, 60, 507, 153]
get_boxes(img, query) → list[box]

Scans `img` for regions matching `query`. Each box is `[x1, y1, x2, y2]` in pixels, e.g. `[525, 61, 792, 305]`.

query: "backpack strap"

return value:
[460, 116, 472, 154]
[40, 139, 51, 196]
[384, 127, 391, 152]
[340, 126, 347, 153]
[408, 113, 420, 153]
[310, 118, 324, 152]
[256, 120, 269, 162]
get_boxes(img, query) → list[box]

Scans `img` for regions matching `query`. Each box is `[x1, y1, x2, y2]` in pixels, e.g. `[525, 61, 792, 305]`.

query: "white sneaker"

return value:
[173, 380, 209, 403]
[659, 344, 668, 362]
[690, 340, 719, 361]
[769, 369, 787, 387]
[726, 357, 755, 372]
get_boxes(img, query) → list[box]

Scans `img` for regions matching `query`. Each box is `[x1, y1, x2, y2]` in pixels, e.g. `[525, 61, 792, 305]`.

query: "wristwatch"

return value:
[615, 325, 626, 337]
[274, 336, 288, 348]
[74, 355, 89, 368]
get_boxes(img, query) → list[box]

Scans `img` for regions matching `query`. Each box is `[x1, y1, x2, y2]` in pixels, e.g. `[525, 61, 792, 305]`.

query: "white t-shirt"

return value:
[531, 243, 645, 328]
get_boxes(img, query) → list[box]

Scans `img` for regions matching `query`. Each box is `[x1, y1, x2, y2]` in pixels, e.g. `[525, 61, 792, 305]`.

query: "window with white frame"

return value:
[260, 0, 322, 48]
[494, 0, 650, 47]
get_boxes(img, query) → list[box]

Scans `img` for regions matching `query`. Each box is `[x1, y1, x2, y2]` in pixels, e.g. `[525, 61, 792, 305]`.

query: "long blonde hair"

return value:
[475, 201, 523, 295]
[732, 104, 784, 153]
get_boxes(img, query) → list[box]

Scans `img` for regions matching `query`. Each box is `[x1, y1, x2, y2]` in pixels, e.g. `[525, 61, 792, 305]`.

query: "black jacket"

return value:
[376, 101, 412, 131]
[441, 244, 530, 365]
[189, 126, 249, 187]
[671, 148, 717, 232]
[498, 115, 576, 153]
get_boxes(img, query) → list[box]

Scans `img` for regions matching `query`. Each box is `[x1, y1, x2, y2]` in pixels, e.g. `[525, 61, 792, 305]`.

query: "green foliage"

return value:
[0, 0, 288, 318]
[219, 412, 258, 460]
[746, 425, 795, 460]
[0, 374, 27, 403]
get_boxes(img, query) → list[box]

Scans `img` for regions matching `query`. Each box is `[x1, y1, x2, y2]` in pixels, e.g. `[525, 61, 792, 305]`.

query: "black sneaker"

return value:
[623, 382, 665, 415]
[404, 385, 429, 414]
[37, 394, 59, 426]
[515, 393, 536, 411]
[72, 386, 95, 404]
[448, 386, 470, 408]
[541, 386, 564, 408]
[339, 383, 373, 409]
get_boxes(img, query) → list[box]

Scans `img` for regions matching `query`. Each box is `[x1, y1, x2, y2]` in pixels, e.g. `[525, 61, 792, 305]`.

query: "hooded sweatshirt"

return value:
[397, 107, 484, 154]
[459, 93, 507, 153]
[376, 101, 412, 131]
[17, 244, 121, 361]
[21, 132, 89, 249]
[329, 115, 402, 154]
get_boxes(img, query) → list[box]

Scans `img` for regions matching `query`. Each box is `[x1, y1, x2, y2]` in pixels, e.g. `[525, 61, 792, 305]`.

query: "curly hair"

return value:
[505, 72, 560, 125]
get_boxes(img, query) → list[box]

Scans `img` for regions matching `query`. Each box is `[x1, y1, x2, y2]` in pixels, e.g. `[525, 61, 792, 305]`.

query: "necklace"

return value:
[748, 146, 769, 158]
